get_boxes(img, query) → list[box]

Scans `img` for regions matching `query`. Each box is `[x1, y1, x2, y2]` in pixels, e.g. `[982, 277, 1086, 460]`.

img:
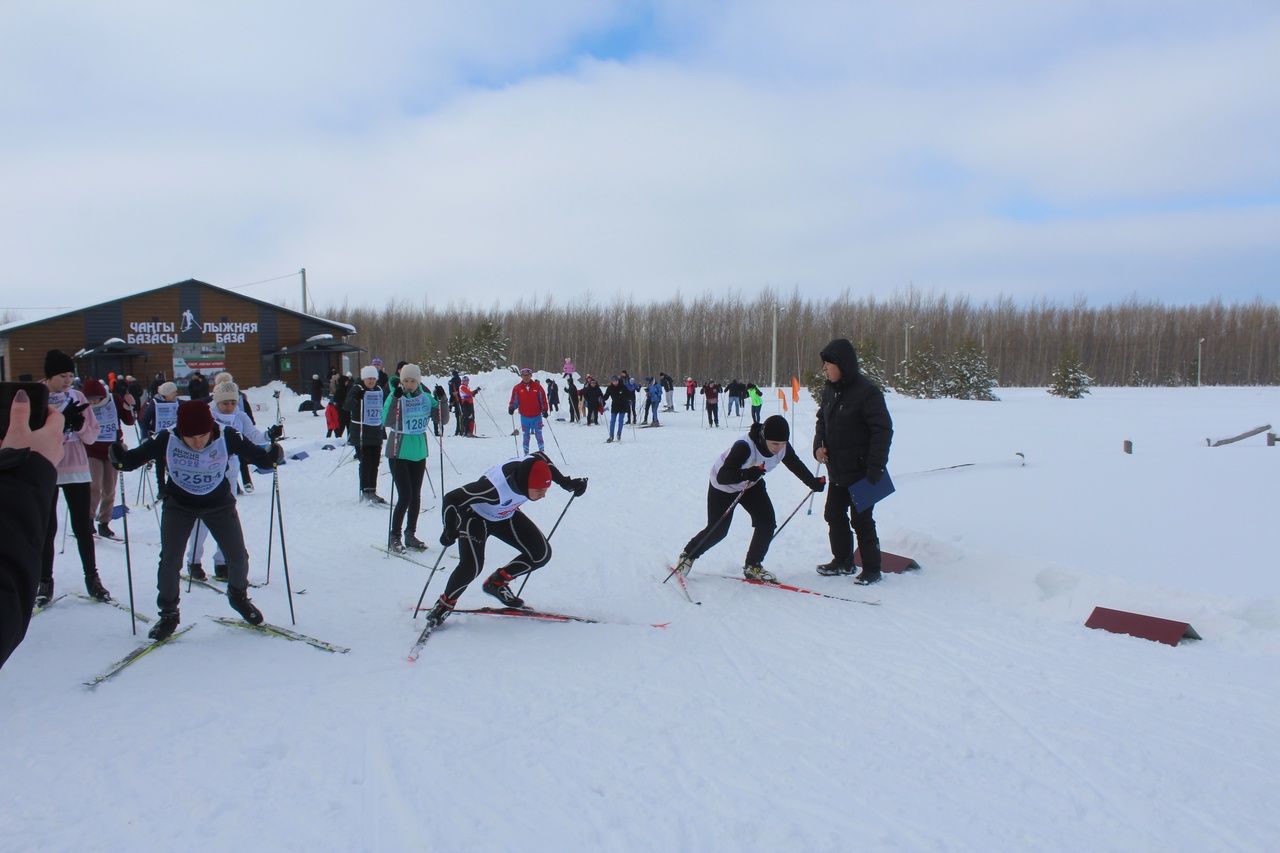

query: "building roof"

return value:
[0, 278, 356, 336]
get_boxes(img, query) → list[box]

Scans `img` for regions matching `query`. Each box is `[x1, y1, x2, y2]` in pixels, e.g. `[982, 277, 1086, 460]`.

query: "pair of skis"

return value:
[34, 593, 153, 622]
[667, 569, 880, 606]
[84, 617, 350, 688]
[407, 606, 670, 662]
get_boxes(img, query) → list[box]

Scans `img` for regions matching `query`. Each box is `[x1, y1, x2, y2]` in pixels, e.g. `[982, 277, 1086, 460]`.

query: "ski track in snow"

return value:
[2, 379, 1278, 851]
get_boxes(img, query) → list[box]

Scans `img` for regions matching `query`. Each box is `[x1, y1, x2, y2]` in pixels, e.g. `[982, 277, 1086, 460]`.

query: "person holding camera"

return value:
[110, 400, 284, 639]
[38, 350, 107, 606]
[813, 338, 893, 585]
[422, 452, 588, 628]
[1, 389, 65, 668]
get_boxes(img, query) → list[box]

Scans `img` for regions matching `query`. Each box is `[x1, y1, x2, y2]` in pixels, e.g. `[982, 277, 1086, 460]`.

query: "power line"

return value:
[225, 271, 301, 290]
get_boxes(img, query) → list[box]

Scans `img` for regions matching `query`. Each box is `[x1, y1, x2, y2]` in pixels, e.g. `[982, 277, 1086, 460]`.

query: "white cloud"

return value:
[1, 1, 1277, 313]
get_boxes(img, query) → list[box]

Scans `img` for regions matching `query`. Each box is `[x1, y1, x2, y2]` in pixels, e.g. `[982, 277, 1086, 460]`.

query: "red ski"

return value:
[716, 575, 880, 606]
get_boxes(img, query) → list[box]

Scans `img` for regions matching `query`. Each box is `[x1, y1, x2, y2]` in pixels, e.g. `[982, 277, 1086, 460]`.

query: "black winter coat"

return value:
[345, 385, 386, 446]
[813, 338, 892, 487]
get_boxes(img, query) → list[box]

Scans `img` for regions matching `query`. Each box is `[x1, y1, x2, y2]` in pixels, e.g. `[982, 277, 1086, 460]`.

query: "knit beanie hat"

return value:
[158, 381, 178, 399]
[400, 363, 422, 382]
[762, 415, 790, 442]
[81, 378, 107, 399]
[212, 381, 240, 404]
[527, 458, 552, 491]
[176, 400, 215, 437]
[214, 372, 233, 385]
[360, 365, 378, 380]
[44, 349, 75, 378]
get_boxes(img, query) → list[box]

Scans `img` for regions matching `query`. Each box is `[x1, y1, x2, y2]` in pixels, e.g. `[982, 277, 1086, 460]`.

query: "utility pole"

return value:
[1197, 337, 1205, 387]
[300, 268, 308, 314]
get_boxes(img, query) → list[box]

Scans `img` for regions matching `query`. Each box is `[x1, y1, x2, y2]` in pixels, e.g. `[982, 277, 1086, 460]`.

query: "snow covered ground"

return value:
[3, 375, 1277, 851]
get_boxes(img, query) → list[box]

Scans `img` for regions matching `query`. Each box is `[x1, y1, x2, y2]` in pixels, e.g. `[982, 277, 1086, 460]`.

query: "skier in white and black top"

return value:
[110, 400, 283, 640]
[423, 452, 588, 627]
[673, 415, 825, 583]
[184, 381, 281, 581]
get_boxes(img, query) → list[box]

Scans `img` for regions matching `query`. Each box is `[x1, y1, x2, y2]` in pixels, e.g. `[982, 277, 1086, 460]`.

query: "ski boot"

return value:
[424, 595, 456, 629]
[97, 522, 118, 539]
[854, 569, 882, 586]
[673, 552, 695, 577]
[149, 610, 180, 641]
[816, 558, 855, 577]
[35, 579, 53, 609]
[84, 571, 112, 602]
[482, 570, 524, 609]
[213, 563, 229, 581]
[227, 586, 264, 625]
[187, 561, 208, 581]
[404, 531, 428, 552]
[743, 563, 777, 583]
[388, 532, 407, 554]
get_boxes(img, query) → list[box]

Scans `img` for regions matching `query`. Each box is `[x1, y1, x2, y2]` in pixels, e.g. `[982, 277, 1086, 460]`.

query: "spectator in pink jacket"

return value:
[37, 350, 109, 606]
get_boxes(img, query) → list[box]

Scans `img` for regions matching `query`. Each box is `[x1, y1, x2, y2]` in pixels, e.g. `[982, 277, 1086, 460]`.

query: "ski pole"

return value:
[424, 460, 437, 498]
[384, 459, 398, 555]
[514, 491, 579, 598]
[118, 475, 138, 635]
[543, 416, 568, 467]
[662, 480, 755, 584]
[806, 463, 824, 516]
[272, 464, 297, 625]
[60, 504, 68, 554]
[188, 518, 201, 594]
[412, 546, 452, 618]
[266, 469, 277, 583]
[772, 487, 820, 543]
[509, 410, 520, 455]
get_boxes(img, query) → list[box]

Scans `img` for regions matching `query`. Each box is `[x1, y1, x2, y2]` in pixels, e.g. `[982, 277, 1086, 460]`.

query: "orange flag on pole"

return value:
[791, 376, 800, 402]
[777, 388, 788, 412]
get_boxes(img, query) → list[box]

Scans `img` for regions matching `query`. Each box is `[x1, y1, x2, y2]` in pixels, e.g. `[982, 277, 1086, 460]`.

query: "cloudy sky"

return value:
[3, 1, 1278, 316]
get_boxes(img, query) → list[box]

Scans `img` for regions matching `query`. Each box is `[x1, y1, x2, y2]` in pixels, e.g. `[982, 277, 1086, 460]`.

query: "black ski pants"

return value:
[157, 497, 250, 612]
[357, 444, 382, 493]
[683, 482, 776, 567]
[42, 482, 96, 582]
[567, 394, 580, 422]
[706, 403, 720, 427]
[441, 510, 550, 602]
[390, 458, 425, 536]
[824, 485, 880, 571]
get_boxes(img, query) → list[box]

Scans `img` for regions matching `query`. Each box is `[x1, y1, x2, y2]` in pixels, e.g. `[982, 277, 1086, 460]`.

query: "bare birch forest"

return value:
[321, 290, 1280, 387]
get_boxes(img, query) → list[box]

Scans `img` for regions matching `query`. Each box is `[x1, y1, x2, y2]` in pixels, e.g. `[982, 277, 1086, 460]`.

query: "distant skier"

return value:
[508, 368, 549, 454]
[673, 416, 825, 583]
[347, 365, 388, 505]
[602, 376, 629, 443]
[423, 452, 588, 628]
[383, 363, 437, 553]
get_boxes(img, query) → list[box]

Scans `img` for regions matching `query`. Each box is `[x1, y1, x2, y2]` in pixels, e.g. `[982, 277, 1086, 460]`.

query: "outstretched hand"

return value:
[2, 390, 65, 467]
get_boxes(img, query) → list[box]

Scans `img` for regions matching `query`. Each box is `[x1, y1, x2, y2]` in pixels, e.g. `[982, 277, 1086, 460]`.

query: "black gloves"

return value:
[866, 466, 884, 485]
[810, 476, 827, 493]
[393, 385, 405, 398]
[508, 405, 516, 415]
[108, 442, 125, 470]
[63, 400, 88, 432]
[569, 477, 588, 497]
[739, 466, 764, 483]
[266, 423, 284, 441]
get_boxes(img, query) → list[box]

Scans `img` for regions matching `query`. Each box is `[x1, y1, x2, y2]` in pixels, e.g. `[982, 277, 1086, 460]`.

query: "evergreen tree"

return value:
[806, 370, 826, 405]
[943, 340, 1000, 401]
[894, 345, 946, 398]
[1048, 348, 1093, 398]
[853, 338, 888, 393]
